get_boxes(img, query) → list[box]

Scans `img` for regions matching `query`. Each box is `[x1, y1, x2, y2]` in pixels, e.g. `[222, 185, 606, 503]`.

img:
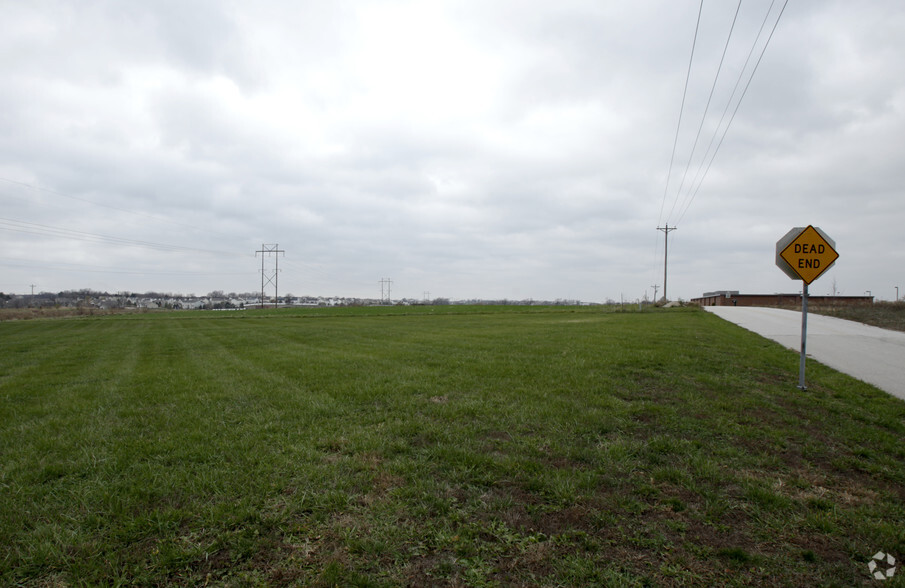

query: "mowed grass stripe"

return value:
[1, 318, 155, 582]
[1, 306, 904, 586]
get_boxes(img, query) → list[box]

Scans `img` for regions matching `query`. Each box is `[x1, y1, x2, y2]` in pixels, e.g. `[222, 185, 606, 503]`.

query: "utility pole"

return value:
[255, 244, 285, 308]
[651, 284, 659, 303]
[657, 226, 677, 302]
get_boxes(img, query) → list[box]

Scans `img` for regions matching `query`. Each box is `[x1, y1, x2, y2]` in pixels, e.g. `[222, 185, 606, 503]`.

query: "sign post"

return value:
[775, 226, 838, 390]
[799, 283, 808, 388]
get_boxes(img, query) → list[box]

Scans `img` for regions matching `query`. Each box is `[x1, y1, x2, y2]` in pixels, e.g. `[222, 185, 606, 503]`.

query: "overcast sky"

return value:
[2, 0, 903, 302]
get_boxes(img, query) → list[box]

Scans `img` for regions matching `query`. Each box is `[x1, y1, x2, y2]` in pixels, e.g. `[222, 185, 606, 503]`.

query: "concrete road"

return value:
[704, 306, 905, 401]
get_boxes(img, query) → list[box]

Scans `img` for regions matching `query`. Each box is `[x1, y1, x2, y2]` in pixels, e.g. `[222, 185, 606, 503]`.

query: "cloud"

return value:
[1, 0, 904, 301]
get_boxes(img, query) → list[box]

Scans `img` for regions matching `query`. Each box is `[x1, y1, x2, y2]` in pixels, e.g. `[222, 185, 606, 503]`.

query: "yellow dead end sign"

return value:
[776, 225, 839, 285]
[775, 225, 839, 390]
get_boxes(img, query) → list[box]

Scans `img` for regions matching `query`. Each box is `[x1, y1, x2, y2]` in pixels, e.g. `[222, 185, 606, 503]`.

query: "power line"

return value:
[0, 216, 237, 256]
[676, 0, 790, 224]
[652, 1, 703, 297]
[0, 257, 248, 276]
[658, 0, 705, 228]
[674, 0, 779, 223]
[0, 176, 219, 235]
[666, 0, 743, 224]
[279, 257, 343, 287]
[652, 0, 789, 300]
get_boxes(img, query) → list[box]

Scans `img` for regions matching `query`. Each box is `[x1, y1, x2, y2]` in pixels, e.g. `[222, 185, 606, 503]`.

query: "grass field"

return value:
[813, 300, 905, 333]
[1, 305, 904, 586]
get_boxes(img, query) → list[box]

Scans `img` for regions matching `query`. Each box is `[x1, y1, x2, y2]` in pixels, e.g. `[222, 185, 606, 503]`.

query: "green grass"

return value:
[1, 305, 904, 586]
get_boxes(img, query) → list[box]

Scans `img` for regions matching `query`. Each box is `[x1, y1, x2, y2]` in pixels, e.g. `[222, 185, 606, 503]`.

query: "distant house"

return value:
[178, 299, 205, 310]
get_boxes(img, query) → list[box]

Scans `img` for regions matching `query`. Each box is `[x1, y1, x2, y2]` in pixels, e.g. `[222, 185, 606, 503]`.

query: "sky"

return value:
[2, 0, 903, 303]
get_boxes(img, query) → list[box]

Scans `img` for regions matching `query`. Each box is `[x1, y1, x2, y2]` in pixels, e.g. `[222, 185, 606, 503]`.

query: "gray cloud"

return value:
[1, 0, 903, 301]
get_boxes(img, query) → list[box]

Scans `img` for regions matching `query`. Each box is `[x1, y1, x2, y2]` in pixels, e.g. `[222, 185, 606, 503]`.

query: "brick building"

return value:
[691, 290, 874, 307]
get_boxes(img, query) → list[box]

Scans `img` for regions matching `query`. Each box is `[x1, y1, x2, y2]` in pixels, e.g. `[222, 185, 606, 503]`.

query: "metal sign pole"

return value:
[798, 283, 808, 390]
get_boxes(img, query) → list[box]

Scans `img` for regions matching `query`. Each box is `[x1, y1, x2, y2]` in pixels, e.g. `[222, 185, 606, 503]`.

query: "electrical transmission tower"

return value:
[255, 244, 285, 308]
[379, 278, 393, 304]
[657, 226, 677, 302]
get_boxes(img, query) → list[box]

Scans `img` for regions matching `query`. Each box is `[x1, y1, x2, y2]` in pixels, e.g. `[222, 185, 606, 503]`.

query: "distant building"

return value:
[691, 291, 873, 307]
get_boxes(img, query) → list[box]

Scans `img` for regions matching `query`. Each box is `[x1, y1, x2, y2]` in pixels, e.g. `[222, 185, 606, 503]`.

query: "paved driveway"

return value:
[704, 306, 905, 401]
